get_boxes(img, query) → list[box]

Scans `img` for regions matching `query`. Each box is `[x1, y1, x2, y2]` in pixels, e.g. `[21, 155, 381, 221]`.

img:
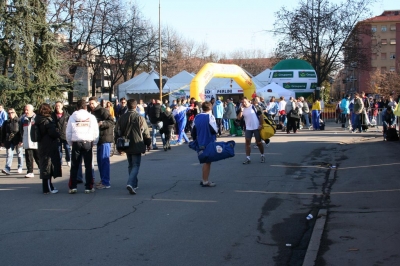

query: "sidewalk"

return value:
[312, 121, 400, 265]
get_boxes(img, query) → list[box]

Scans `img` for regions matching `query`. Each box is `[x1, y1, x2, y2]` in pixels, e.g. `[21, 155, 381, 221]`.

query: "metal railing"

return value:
[321, 108, 399, 130]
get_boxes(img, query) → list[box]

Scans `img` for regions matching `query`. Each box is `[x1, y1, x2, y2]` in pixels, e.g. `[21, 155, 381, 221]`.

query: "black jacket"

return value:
[148, 103, 163, 124]
[36, 115, 62, 180]
[90, 105, 115, 144]
[1, 116, 22, 149]
[161, 111, 176, 130]
[51, 111, 70, 141]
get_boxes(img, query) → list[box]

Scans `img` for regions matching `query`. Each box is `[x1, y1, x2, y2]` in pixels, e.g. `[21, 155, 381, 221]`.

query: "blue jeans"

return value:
[302, 113, 310, 128]
[151, 122, 165, 148]
[5, 143, 23, 171]
[58, 139, 71, 165]
[312, 110, 320, 129]
[97, 143, 111, 186]
[352, 113, 362, 132]
[222, 118, 229, 131]
[127, 154, 142, 188]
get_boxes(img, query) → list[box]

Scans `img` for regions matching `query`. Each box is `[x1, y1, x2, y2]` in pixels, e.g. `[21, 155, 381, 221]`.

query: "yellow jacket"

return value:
[312, 101, 321, 111]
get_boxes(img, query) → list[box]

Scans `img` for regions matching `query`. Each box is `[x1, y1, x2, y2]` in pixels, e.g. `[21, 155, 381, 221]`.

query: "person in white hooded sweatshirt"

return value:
[66, 100, 99, 194]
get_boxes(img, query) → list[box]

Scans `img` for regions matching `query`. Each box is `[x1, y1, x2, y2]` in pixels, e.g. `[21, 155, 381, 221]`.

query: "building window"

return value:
[371, 26, 377, 32]
[371, 67, 377, 72]
[381, 67, 387, 73]
[390, 53, 396, 59]
[390, 24, 396, 31]
[381, 26, 387, 32]
[390, 39, 396, 45]
[381, 53, 387, 60]
[390, 67, 395, 72]
[372, 53, 377, 60]
[381, 39, 387, 45]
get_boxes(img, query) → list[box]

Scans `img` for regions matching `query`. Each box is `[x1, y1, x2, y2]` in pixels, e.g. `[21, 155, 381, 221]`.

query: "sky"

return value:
[137, 0, 399, 57]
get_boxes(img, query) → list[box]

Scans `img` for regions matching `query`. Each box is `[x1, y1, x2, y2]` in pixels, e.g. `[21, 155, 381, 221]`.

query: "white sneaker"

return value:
[25, 173, 34, 178]
[18, 168, 23, 173]
[67, 162, 71, 168]
[2, 169, 10, 175]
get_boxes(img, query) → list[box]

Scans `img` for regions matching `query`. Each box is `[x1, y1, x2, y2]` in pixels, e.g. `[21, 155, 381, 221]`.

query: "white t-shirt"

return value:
[242, 105, 260, 130]
[278, 100, 286, 111]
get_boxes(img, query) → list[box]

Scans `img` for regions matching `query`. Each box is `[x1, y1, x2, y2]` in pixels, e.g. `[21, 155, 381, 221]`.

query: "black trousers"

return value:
[341, 113, 347, 128]
[215, 118, 222, 135]
[42, 179, 55, 193]
[25, 149, 40, 173]
[287, 117, 298, 133]
[163, 125, 175, 148]
[69, 141, 94, 190]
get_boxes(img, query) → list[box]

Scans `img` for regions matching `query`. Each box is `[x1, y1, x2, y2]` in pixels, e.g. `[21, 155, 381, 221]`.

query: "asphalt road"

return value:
[0, 124, 399, 266]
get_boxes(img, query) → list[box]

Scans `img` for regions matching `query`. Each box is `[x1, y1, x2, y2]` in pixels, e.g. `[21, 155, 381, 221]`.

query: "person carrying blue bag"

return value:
[190, 101, 235, 187]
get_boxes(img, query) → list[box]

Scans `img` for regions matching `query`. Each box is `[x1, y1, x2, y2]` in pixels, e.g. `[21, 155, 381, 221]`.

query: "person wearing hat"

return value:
[381, 106, 396, 141]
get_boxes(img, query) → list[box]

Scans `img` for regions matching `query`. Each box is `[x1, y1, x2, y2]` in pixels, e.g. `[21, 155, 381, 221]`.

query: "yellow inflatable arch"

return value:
[190, 63, 256, 102]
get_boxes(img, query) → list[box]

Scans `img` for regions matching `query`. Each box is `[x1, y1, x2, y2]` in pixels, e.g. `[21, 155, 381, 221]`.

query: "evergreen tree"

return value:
[0, 0, 64, 112]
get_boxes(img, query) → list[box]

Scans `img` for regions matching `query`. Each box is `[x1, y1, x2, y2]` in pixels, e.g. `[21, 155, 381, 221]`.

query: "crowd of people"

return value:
[1, 92, 396, 194]
[336, 92, 399, 140]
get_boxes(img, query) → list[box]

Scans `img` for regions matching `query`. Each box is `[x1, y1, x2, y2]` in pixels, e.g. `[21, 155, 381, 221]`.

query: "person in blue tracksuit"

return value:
[191, 101, 218, 187]
[172, 104, 193, 145]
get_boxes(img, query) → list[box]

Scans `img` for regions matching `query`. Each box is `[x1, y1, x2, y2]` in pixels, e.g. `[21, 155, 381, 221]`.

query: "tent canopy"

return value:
[257, 82, 296, 99]
[165, 70, 194, 93]
[126, 70, 169, 94]
[119, 72, 149, 92]
[254, 68, 271, 86]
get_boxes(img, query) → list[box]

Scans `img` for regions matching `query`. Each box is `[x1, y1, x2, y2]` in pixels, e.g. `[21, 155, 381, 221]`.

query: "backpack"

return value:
[292, 107, 299, 115]
[260, 113, 277, 141]
[386, 128, 399, 141]
[290, 107, 301, 119]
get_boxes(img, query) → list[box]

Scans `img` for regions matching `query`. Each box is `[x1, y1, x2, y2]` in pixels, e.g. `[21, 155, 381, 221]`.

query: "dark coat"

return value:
[115, 110, 151, 154]
[148, 103, 163, 124]
[90, 105, 115, 144]
[1, 116, 22, 149]
[161, 111, 176, 129]
[36, 115, 62, 180]
[51, 111, 70, 141]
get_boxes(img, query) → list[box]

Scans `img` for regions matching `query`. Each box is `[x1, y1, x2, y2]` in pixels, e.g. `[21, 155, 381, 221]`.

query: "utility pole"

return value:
[159, 0, 162, 101]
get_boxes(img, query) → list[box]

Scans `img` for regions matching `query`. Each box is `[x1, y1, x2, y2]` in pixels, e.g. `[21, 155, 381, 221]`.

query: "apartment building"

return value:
[341, 10, 400, 96]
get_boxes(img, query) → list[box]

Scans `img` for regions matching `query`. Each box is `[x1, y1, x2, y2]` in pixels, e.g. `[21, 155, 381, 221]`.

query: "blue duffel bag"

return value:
[189, 140, 236, 163]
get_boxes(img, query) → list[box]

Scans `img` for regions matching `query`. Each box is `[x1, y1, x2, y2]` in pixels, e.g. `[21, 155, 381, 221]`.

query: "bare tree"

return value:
[273, 0, 376, 92]
[368, 68, 400, 97]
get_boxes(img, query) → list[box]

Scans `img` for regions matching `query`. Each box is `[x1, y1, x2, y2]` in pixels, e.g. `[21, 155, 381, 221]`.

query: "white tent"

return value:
[257, 82, 295, 99]
[254, 68, 271, 86]
[166, 70, 194, 100]
[126, 70, 169, 95]
[119, 72, 149, 94]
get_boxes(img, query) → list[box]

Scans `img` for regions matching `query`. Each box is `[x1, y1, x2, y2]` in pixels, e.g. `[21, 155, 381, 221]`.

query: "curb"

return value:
[302, 209, 327, 266]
